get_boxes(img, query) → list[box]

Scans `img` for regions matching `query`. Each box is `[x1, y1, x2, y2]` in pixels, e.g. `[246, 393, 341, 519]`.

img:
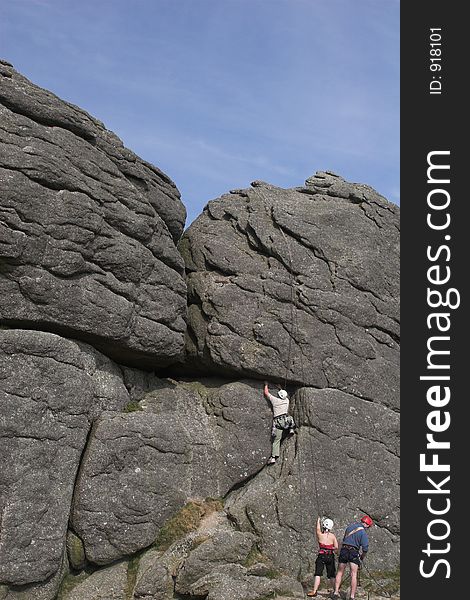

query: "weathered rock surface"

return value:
[71, 375, 275, 564]
[133, 548, 174, 600]
[0, 555, 68, 600]
[0, 62, 400, 599]
[59, 561, 128, 600]
[133, 510, 304, 600]
[180, 173, 399, 408]
[0, 330, 129, 586]
[175, 529, 256, 593]
[179, 564, 305, 600]
[133, 376, 274, 495]
[0, 60, 186, 369]
[71, 411, 190, 565]
[65, 532, 86, 572]
[225, 387, 399, 573]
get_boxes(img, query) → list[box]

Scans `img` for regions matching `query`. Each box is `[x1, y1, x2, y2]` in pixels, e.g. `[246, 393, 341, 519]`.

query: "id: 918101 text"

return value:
[429, 28, 442, 95]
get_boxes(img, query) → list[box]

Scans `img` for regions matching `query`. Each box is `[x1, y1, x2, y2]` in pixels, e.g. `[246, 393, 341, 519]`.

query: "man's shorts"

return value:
[338, 545, 361, 566]
[314, 553, 336, 578]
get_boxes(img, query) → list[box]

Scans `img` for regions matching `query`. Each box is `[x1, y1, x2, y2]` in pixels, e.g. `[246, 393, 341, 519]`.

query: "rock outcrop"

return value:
[0, 61, 400, 600]
[180, 174, 399, 408]
[0, 330, 128, 587]
[0, 59, 186, 369]
[225, 387, 399, 575]
[132, 507, 305, 600]
[69, 375, 276, 565]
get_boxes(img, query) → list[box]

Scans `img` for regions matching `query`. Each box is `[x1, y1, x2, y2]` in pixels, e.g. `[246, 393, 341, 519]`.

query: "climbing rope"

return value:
[278, 226, 296, 391]
[360, 562, 393, 598]
[275, 206, 309, 583]
[275, 200, 325, 587]
[290, 279, 322, 519]
[252, 186, 330, 590]
[252, 187, 394, 598]
[278, 221, 323, 521]
[274, 202, 396, 599]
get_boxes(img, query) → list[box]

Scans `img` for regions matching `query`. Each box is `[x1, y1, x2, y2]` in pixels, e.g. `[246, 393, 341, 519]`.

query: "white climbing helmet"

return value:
[278, 389, 288, 400]
[322, 518, 334, 531]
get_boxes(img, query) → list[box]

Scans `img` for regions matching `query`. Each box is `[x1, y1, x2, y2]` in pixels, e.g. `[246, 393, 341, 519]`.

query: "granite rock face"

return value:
[0, 330, 128, 586]
[180, 173, 399, 408]
[134, 377, 274, 496]
[71, 410, 191, 565]
[0, 556, 68, 600]
[226, 387, 399, 574]
[0, 60, 186, 369]
[0, 61, 400, 599]
[133, 510, 305, 600]
[70, 375, 275, 564]
[59, 561, 128, 600]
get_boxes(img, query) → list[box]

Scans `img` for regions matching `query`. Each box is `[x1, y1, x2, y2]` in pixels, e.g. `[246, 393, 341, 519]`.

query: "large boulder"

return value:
[180, 172, 399, 408]
[71, 375, 275, 564]
[0, 60, 186, 369]
[0, 330, 129, 588]
[174, 529, 256, 593]
[176, 563, 305, 600]
[134, 376, 274, 495]
[70, 411, 190, 565]
[59, 561, 128, 600]
[133, 511, 304, 600]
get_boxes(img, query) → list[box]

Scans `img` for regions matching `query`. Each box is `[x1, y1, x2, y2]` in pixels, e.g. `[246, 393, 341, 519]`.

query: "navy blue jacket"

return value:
[342, 522, 369, 552]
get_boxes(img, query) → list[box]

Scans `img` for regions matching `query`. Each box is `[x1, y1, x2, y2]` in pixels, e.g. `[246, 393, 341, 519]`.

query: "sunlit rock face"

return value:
[0, 60, 400, 600]
[0, 59, 187, 369]
[180, 173, 399, 409]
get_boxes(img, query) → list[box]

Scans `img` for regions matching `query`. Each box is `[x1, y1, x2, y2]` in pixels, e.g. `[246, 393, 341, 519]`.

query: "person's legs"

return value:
[307, 555, 324, 595]
[349, 563, 359, 599]
[307, 575, 321, 596]
[334, 562, 346, 594]
[325, 554, 336, 592]
[271, 426, 283, 458]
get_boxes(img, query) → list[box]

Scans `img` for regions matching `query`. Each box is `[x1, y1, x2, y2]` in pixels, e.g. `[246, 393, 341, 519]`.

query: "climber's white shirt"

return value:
[267, 393, 289, 417]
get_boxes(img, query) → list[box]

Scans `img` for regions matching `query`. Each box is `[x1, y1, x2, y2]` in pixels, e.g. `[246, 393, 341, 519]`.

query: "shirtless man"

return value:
[307, 517, 339, 597]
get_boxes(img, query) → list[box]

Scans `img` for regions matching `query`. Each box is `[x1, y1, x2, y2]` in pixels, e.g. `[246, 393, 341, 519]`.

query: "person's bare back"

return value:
[316, 517, 338, 551]
[307, 517, 339, 596]
[318, 529, 338, 548]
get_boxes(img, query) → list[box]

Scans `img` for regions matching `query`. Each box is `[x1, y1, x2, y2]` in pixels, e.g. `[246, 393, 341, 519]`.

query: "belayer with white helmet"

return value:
[306, 516, 339, 597]
[263, 382, 296, 465]
[332, 515, 374, 600]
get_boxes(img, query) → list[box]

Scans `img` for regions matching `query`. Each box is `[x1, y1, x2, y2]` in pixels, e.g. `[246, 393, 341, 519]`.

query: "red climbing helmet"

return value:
[361, 515, 373, 527]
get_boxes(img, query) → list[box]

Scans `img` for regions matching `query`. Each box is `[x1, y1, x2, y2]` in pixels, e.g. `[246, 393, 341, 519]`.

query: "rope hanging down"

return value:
[280, 213, 391, 599]
[252, 186, 393, 598]
[360, 562, 393, 599]
[253, 186, 324, 586]
[278, 224, 322, 518]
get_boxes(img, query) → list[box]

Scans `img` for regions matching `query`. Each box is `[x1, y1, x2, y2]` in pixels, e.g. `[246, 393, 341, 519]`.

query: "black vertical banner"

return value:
[401, 3, 465, 598]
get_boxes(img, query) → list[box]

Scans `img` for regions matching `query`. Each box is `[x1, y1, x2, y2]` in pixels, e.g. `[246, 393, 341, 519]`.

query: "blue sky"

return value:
[1, 0, 399, 225]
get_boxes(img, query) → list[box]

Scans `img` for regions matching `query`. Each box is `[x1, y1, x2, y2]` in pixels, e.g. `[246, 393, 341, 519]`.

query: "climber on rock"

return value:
[332, 515, 373, 600]
[306, 517, 338, 597]
[263, 381, 296, 465]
